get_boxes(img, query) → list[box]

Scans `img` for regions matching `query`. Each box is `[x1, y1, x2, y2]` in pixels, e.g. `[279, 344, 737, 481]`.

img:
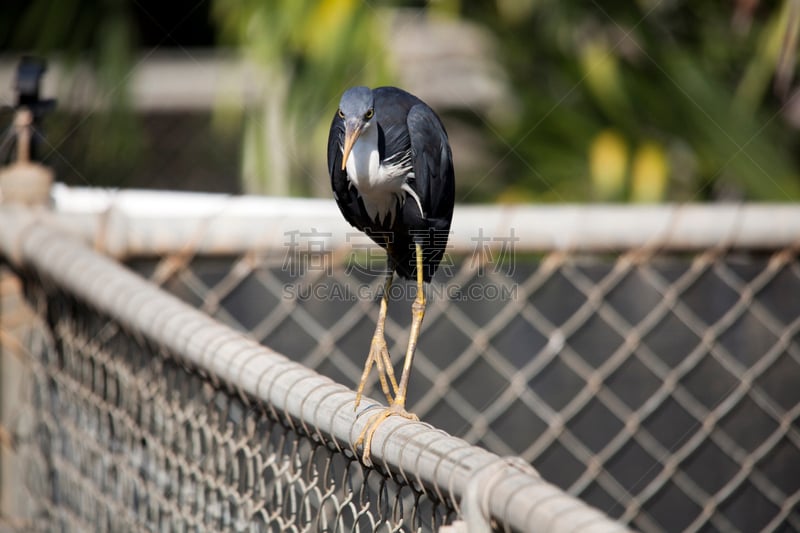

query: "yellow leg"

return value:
[356, 243, 425, 465]
[355, 272, 399, 409]
[394, 242, 426, 410]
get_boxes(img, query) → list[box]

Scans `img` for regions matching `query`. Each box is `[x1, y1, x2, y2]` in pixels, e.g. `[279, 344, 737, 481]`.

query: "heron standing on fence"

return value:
[327, 86, 455, 464]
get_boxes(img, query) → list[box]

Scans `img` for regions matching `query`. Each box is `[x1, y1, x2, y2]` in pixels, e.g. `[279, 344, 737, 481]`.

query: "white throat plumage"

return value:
[344, 123, 421, 225]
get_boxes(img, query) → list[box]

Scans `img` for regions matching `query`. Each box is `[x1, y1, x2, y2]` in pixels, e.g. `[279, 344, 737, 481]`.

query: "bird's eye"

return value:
[337, 109, 345, 119]
[364, 109, 374, 120]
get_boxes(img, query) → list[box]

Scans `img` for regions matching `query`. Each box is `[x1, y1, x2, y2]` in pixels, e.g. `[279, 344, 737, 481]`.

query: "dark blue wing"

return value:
[405, 103, 455, 231]
[379, 102, 453, 282]
[372, 87, 416, 167]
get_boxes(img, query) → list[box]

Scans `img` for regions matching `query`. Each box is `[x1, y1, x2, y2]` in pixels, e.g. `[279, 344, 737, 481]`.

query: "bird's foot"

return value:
[355, 403, 419, 467]
[355, 333, 399, 409]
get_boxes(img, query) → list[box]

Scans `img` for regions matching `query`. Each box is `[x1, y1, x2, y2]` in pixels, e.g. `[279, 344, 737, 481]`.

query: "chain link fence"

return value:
[15, 284, 456, 531]
[2, 188, 800, 531]
[140, 240, 800, 532]
[0, 196, 627, 532]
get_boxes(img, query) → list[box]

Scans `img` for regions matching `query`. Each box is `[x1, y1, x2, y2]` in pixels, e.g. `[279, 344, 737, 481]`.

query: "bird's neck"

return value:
[345, 124, 381, 191]
[345, 123, 414, 226]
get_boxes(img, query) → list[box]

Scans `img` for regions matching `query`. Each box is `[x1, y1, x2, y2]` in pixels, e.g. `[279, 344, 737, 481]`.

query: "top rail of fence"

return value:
[41, 185, 800, 257]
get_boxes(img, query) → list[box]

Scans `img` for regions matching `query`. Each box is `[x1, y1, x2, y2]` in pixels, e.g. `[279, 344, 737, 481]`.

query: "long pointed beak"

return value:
[341, 122, 363, 170]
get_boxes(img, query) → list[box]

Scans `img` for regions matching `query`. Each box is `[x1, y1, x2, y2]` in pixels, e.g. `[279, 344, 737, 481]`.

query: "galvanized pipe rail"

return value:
[46, 186, 800, 258]
[0, 207, 629, 532]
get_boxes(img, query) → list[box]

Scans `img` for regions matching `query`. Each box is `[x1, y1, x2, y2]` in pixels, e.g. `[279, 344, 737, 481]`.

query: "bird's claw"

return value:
[355, 333, 399, 409]
[356, 403, 419, 467]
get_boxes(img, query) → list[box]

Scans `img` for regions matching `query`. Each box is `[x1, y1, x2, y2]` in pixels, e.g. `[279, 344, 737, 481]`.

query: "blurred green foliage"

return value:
[3, 1, 800, 201]
[212, 0, 392, 196]
[461, 0, 800, 202]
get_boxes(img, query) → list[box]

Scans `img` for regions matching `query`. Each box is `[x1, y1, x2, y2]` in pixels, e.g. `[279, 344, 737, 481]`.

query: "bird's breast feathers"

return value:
[344, 125, 418, 225]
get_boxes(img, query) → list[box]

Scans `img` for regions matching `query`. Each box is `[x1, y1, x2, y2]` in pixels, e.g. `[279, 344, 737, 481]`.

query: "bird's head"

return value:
[337, 86, 375, 170]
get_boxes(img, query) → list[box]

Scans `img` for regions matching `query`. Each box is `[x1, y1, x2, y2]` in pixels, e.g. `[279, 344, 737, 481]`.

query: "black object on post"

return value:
[0, 56, 57, 205]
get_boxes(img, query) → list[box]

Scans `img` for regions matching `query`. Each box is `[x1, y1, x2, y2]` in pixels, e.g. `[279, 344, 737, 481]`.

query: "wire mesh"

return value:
[2, 191, 800, 532]
[15, 283, 452, 532]
[0, 213, 627, 533]
[123, 233, 800, 531]
[135, 249, 800, 531]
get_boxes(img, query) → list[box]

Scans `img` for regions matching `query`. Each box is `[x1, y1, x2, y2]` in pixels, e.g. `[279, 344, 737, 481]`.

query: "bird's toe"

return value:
[356, 404, 419, 466]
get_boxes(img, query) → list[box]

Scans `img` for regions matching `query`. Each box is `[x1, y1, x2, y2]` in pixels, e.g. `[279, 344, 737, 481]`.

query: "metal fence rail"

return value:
[44, 185, 800, 256]
[0, 207, 626, 532]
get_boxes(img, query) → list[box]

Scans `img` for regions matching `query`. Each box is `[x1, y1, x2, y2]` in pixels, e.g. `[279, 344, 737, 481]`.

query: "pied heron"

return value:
[327, 86, 454, 464]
